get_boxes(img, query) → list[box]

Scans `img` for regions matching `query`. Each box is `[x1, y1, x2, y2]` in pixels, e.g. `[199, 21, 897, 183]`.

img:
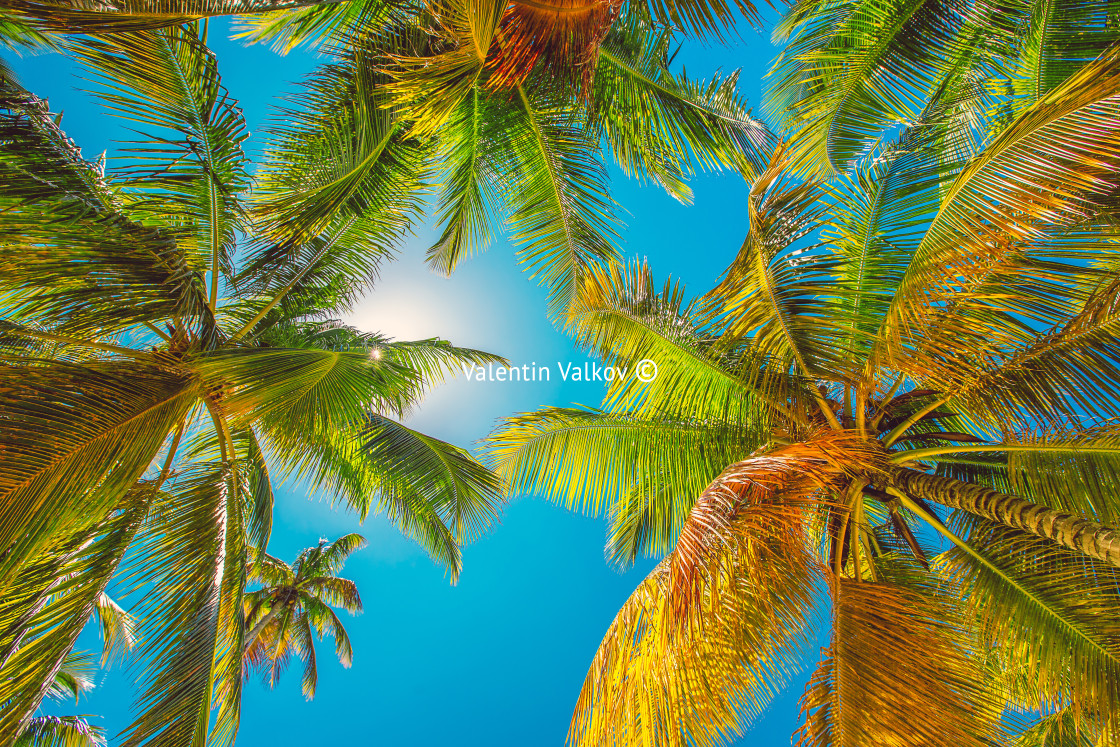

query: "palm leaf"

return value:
[121, 457, 247, 747]
[797, 564, 997, 747]
[72, 25, 251, 309]
[591, 16, 775, 201]
[938, 519, 1120, 717]
[0, 75, 208, 335]
[493, 82, 620, 313]
[0, 361, 195, 585]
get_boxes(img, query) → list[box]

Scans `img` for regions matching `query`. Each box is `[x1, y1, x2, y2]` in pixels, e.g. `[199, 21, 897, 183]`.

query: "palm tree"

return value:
[14, 651, 107, 747]
[2, 0, 777, 314]
[242, 535, 365, 700]
[765, 0, 1120, 174]
[236, 0, 775, 315]
[488, 47, 1120, 746]
[0, 24, 503, 745]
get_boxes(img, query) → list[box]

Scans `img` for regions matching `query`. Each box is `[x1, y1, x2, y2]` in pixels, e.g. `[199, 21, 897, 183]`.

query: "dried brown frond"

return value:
[482, 0, 621, 91]
[668, 432, 884, 623]
[797, 571, 997, 747]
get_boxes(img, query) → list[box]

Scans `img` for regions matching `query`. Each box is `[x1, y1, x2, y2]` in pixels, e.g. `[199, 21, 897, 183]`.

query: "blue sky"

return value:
[13, 18, 814, 745]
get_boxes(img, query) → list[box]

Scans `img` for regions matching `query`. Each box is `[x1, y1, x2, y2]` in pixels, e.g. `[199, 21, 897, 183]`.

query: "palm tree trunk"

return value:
[887, 467, 1120, 569]
[244, 606, 282, 653]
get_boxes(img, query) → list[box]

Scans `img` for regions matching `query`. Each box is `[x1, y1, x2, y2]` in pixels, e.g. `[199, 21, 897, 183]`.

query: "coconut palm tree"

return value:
[237, 0, 775, 315]
[488, 47, 1120, 746]
[765, 0, 1120, 174]
[1, 0, 776, 314]
[242, 535, 365, 700]
[0, 24, 503, 745]
[13, 651, 107, 747]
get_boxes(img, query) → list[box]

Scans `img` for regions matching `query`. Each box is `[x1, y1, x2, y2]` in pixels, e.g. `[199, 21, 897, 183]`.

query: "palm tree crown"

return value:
[489, 47, 1120, 745]
[243, 534, 366, 700]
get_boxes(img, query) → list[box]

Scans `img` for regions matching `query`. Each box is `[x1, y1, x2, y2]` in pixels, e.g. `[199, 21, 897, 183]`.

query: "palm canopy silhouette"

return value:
[488, 49, 1120, 746]
[0, 23, 503, 745]
[243, 534, 366, 700]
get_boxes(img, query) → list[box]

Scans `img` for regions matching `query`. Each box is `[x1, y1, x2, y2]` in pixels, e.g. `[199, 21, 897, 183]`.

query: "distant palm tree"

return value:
[243, 535, 365, 700]
[489, 50, 1120, 746]
[0, 23, 502, 745]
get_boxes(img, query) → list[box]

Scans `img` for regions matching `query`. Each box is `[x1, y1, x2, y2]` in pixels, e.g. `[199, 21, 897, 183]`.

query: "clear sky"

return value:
[13, 17, 814, 745]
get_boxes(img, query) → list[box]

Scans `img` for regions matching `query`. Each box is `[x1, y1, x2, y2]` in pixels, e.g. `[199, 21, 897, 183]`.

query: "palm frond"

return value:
[0, 0, 349, 33]
[569, 259, 808, 426]
[876, 47, 1120, 383]
[571, 500, 820, 747]
[72, 25, 250, 308]
[591, 16, 775, 201]
[0, 75, 208, 335]
[486, 406, 755, 519]
[0, 361, 194, 583]
[938, 519, 1120, 717]
[492, 82, 620, 313]
[14, 715, 107, 747]
[122, 456, 247, 747]
[93, 592, 136, 664]
[797, 564, 997, 747]
[0, 489, 152, 736]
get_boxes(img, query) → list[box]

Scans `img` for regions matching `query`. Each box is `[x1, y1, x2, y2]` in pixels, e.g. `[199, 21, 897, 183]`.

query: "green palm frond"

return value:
[0, 0, 349, 33]
[1013, 0, 1120, 103]
[46, 650, 98, 704]
[493, 82, 620, 313]
[382, 0, 503, 136]
[122, 457, 247, 747]
[0, 489, 152, 736]
[639, 0, 762, 41]
[14, 715, 107, 747]
[938, 519, 1120, 718]
[767, 0, 1120, 171]
[426, 86, 500, 274]
[875, 48, 1120, 386]
[766, 0, 1002, 173]
[316, 532, 367, 573]
[592, 15, 775, 201]
[358, 415, 502, 556]
[702, 148, 847, 378]
[0, 76, 209, 335]
[71, 25, 251, 310]
[0, 361, 195, 583]
[1005, 707, 1106, 747]
[93, 592, 136, 664]
[568, 259, 807, 426]
[250, 51, 425, 252]
[486, 406, 755, 518]
[232, 0, 390, 52]
[913, 274, 1120, 430]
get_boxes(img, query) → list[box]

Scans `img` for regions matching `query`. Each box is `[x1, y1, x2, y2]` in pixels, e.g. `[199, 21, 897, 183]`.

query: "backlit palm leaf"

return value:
[71, 25, 251, 310]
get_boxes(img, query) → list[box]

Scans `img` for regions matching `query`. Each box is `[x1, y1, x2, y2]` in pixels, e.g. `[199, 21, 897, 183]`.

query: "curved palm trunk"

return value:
[244, 606, 282, 654]
[887, 467, 1120, 569]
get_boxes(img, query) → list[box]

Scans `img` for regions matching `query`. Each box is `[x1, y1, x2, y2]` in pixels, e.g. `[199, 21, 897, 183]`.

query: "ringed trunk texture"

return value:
[888, 467, 1120, 570]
